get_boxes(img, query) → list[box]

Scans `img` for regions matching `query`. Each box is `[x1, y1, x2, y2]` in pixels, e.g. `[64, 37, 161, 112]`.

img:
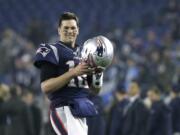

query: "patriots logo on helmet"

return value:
[81, 35, 114, 70]
[96, 38, 105, 57]
[36, 47, 50, 57]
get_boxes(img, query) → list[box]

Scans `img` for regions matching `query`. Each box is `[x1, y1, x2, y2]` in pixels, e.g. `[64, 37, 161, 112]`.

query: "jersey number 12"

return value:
[66, 60, 89, 88]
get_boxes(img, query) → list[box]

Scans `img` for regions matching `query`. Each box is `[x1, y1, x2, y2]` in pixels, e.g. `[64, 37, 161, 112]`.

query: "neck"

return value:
[71, 42, 75, 48]
[154, 98, 160, 102]
[60, 40, 75, 48]
[129, 95, 139, 102]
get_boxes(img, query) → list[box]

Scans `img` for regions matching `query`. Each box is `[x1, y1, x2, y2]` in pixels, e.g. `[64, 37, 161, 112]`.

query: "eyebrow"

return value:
[64, 26, 76, 29]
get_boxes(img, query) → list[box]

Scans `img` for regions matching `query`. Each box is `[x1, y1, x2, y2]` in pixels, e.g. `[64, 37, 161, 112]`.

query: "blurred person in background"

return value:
[107, 83, 129, 135]
[0, 83, 10, 135]
[22, 90, 42, 135]
[87, 95, 106, 135]
[0, 85, 35, 135]
[147, 86, 172, 135]
[99, 54, 123, 114]
[169, 84, 180, 135]
[0, 29, 21, 75]
[0, 28, 37, 89]
[13, 54, 39, 93]
[122, 81, 149, 135]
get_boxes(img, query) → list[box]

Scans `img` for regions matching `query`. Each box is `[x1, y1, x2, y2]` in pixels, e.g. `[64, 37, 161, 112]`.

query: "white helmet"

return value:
[81, 35, 114, 70]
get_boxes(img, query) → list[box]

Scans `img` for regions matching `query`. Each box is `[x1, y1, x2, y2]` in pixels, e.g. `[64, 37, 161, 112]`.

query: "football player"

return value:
[34, 12, 103, 135]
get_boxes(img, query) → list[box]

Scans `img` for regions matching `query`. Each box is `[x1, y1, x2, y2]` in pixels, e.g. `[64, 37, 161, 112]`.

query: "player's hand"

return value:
[71, 62, 94, 76]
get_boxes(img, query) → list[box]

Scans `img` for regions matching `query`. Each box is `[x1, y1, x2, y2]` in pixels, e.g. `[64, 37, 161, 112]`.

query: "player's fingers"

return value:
[82, 67, 94, 74]
[81, 63, 92, 69]
[78, 63, 89, 69]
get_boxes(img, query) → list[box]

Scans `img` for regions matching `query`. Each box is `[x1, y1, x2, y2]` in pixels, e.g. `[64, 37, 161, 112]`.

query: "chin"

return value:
[65, 41, 73, 44]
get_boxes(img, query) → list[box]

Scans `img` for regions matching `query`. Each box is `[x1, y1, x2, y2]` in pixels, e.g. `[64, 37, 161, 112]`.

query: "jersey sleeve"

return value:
[34, 43, 59, 68]
[40, 62, 59, 82]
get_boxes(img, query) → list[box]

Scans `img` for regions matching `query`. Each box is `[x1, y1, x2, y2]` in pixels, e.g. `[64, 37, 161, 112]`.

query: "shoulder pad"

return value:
[34, 43, 59, 68]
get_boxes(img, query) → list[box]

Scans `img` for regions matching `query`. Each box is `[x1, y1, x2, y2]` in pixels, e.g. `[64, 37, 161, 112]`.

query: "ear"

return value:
[58, 27, 61, 36]
[77, 26, 79, 35]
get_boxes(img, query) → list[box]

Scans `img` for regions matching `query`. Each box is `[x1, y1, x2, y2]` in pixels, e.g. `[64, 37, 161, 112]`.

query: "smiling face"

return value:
[58, 19, 79, 47]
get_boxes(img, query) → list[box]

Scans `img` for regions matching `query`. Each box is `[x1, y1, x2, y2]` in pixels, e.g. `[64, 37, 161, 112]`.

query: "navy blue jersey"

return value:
[34, 41, 91, 106]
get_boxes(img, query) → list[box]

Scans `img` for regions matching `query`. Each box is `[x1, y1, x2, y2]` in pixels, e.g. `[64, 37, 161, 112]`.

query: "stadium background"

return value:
[0, 0, 179, 135]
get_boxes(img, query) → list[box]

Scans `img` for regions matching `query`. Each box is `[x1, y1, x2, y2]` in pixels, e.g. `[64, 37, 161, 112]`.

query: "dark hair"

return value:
[116, 83, 126, 94]
[58, 12, 79, 27]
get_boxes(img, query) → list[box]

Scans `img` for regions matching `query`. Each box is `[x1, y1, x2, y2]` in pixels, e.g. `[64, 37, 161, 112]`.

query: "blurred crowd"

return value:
[0, 0, 179, 135]
[102, 81, 180, 135]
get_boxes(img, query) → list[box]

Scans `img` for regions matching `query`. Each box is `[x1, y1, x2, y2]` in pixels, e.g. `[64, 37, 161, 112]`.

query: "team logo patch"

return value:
[36, 47, 50, 57]
[96, 38, 105, 57]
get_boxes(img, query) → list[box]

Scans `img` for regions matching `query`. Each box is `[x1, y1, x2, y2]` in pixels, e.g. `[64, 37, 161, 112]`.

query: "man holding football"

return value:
[34, 12, 113, 135]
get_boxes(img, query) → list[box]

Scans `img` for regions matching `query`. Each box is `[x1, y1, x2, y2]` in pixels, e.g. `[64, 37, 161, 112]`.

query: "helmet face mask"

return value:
[81, 36, 114, 70]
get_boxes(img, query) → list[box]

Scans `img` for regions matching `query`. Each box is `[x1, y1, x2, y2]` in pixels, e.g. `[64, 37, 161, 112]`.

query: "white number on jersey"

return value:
[66, 60, 89, 88]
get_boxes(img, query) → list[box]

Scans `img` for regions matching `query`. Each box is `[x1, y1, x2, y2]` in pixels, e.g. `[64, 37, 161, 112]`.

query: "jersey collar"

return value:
[58, 41, 78, 51]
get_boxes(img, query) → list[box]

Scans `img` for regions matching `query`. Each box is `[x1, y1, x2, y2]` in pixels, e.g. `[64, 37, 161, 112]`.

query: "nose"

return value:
[67, 28, 73, 32]
[66, 28, 74, 33]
